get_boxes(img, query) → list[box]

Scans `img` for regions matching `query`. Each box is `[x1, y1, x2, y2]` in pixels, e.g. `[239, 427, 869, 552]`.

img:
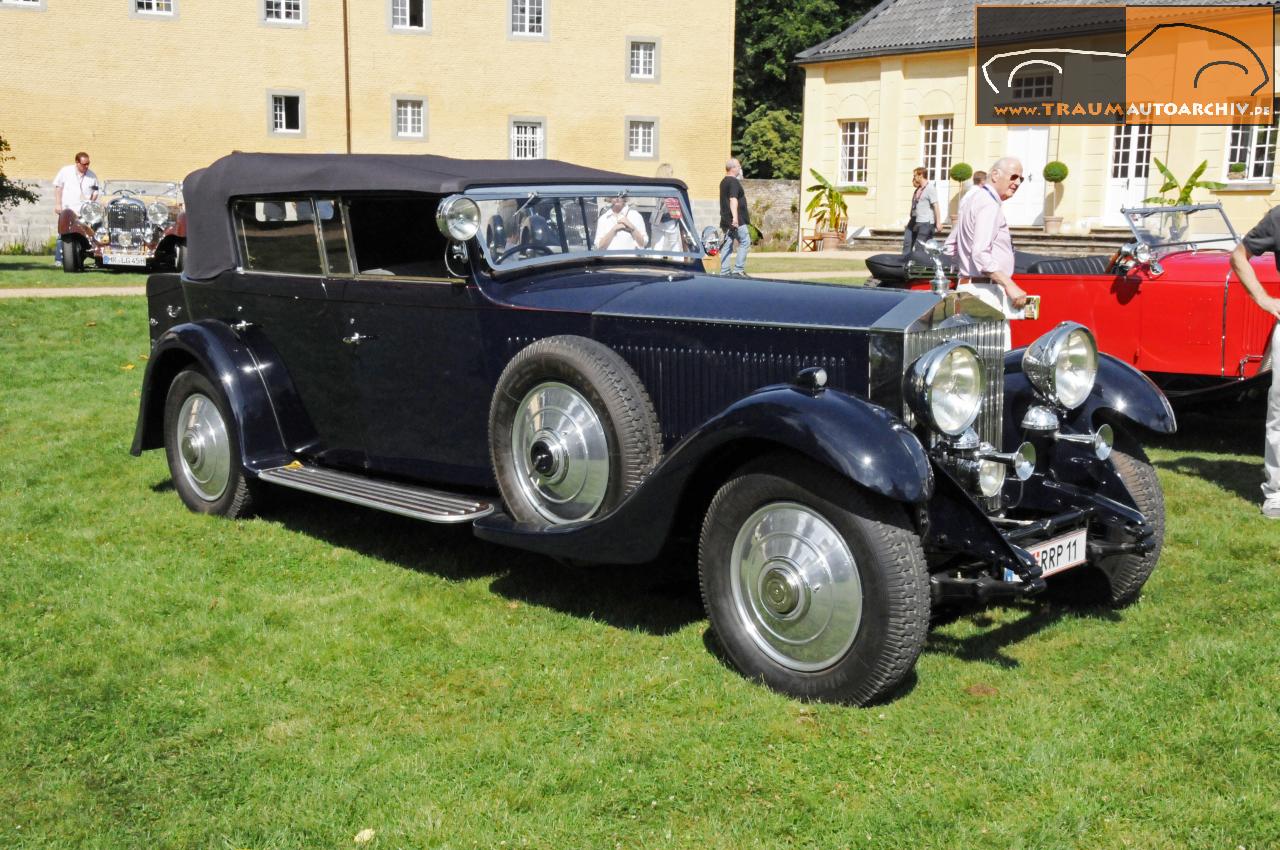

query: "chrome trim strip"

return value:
[259, 464, 493, 523]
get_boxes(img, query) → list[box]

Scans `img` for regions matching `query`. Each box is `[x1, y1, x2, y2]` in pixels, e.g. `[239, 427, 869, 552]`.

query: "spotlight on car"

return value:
[1023, 322, 1098, 410]
[435, 195, 481, 242]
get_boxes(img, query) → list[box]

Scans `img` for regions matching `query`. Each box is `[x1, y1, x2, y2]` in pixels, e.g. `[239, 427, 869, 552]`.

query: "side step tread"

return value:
[259, 464, 494, 524]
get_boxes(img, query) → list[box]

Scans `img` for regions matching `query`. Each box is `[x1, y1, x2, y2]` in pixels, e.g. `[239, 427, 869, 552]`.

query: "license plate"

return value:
[104, 253, 147, 267]
[1030, 528, 1088, 577]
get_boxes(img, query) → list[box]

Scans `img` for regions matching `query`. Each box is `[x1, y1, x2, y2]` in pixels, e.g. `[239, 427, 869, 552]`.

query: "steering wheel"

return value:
[112, 189, 137, 198]
[497, 243, 554, 263]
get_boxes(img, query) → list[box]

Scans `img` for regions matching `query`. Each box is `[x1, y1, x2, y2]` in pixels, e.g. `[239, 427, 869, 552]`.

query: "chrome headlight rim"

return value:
[79, 201, 105, 228]
[1023, 322, 1099, 410]
[146, 201, 172, 228]
[435, 195, 481, 242]
[906, 341, 986, 438]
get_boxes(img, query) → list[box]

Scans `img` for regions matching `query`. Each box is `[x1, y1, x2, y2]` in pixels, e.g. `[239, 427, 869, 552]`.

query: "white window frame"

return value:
[392, 96, 427, 141]
[509, 0, 546, 39]
[268, 91, 305, 137]
[262, 0, 306, 26]
[921, 116, 953, 185]
[510, 118, 545, 160]
[839, 120, 869, 185]
[389, 0, 429, 33]
[625, 117, 658, 160]
[0, 0, 46, 10]
[1225, 99, 1279, 181]
[131, 0, 175, 16]
[627, 38, 659, 82]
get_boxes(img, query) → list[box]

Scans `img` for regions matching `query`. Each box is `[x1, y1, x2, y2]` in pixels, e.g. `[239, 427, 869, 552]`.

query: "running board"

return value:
[258, 463, 494, 524]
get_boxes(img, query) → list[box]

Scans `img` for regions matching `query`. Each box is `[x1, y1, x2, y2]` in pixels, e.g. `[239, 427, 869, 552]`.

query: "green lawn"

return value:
[745, 257, 868, 274]
[2, 296, 1278, 849]
[0, 255, 149, 289]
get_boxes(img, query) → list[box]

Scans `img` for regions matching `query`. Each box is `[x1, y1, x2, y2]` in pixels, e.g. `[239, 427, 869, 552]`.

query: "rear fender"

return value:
[473, 385, 933, 563]
[130, 321, 291, 471]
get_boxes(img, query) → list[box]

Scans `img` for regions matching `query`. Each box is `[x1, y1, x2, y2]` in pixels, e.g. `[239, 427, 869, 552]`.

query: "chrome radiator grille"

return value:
[903, 319, 1005, 448]
[108, 203, 146, 231]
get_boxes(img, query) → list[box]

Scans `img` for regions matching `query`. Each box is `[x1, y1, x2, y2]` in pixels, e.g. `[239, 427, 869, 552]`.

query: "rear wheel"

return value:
[163, 369, 257, 518]
[699, 455, 930, 705]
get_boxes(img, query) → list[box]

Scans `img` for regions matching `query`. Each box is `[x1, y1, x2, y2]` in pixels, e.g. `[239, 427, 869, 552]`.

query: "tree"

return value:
[1143, 158, 1225, 206]
[733, 0, 876, 178]
[0, 134, 39, 213]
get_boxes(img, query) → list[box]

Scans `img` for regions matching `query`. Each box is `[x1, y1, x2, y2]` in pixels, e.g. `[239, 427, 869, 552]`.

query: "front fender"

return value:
[130, 321, 290, 471]
[473, 384, 932, 563]
[1003, 349, 1177, 444]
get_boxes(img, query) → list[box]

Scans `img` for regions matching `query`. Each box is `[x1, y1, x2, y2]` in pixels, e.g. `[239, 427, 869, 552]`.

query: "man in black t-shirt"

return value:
[1229, 210, 1280, 519]
[717, 158, 751, 276]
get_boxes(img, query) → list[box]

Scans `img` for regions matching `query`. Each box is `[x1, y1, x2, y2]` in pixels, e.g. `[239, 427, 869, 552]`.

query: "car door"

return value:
[1132, 252, 1227, 377]
[228, 197, 367, 469]
[332, 194, 496, 489]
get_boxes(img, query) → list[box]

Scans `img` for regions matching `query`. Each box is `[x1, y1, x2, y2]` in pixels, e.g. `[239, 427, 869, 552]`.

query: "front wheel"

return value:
[61, 237, 83, 273]
[163, 369, 257, 518]
[699, 455, 930, 705]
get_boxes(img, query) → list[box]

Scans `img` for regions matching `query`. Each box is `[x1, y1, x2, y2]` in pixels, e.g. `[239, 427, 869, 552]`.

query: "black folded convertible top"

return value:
[183, 152, 685, 281]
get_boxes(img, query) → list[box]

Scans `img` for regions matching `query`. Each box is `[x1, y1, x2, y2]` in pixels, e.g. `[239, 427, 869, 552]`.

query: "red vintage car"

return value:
[869, 203, 1277, 403]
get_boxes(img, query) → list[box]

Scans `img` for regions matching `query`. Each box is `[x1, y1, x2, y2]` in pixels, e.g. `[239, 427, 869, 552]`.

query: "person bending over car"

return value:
[1229, 215, 1280, 520]
[595, 193, 647, 251]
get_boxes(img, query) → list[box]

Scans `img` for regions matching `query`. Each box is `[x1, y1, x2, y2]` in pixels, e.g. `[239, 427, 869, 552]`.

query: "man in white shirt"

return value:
[595, 193, 647, 251]
[53, 151, 99, 265]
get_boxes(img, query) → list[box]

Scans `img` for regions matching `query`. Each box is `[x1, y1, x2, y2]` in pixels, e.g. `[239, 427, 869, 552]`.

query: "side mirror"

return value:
[700, 225, 723, 257]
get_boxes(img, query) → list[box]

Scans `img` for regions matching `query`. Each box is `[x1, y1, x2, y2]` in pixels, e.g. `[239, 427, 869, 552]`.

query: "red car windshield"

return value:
[1124, 205, 1239, 257]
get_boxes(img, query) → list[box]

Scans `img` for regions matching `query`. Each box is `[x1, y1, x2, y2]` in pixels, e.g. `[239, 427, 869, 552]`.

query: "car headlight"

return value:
[906, 342, 985, 437]
[1023, 322, 1098, 409]
[147, 202, 171, 227]
[1134, 241, 1152, 264]
[79, 201, 105, 228]
[435, 195, 480, 241]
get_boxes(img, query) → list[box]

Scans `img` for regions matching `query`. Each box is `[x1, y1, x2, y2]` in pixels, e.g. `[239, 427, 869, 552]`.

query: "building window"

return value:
[1011, 74, 1054, 101]
[1227, 100, 1279, 180]
[839, 120, 869, 185]
[1110, 124, 1151, 179]
[270, 93, 303, 135]
[629, 41, 655, 79]
[626, 119, 657, 159]
[921, 117, 953, 184]
[510, 120, 544, 159]
[264, 0, 302, 23]
[134, 0, 173, 13]
[395, 98, 425, 139]
[510, 0, 543, 36]
[391, 0, 426, 30]
[0, 0, 45, 7]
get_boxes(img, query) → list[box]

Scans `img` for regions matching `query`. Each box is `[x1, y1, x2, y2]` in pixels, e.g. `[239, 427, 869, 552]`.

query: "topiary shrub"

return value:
[949, 162, 973, 183]
[1043, 161, 1069, 183]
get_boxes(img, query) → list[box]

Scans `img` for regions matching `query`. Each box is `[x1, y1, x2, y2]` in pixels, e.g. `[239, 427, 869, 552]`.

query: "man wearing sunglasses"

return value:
[945, 156, 1029, 328]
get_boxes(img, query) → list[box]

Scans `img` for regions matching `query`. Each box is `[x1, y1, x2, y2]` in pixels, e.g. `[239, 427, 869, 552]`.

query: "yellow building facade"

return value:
[799, 0, 1280, 237]
[0, 0, 733, 241]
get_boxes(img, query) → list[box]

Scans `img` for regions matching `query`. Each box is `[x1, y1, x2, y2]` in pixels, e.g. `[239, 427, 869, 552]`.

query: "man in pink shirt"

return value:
[945, 157, 1029, 318]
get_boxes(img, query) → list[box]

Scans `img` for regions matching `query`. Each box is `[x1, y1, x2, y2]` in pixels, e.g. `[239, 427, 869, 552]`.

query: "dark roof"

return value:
[184, 152, 683, 281]
[796, 0, 1279, 64]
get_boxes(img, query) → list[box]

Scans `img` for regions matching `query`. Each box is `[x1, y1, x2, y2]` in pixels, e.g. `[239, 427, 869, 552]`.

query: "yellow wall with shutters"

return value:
[0, 0, 733, 205]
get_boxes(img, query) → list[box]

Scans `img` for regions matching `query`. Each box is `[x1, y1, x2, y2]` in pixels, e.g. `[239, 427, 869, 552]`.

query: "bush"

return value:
[1229, 162, 1247, 174]
[949, 162, 973, 183]
[1043, 161, 1069, 183]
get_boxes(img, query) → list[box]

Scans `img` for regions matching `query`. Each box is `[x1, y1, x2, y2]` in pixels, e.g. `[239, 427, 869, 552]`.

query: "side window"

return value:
[233, 199, 323, 275]
[316, 200, 351, 275]
[345, 195, 448, 278]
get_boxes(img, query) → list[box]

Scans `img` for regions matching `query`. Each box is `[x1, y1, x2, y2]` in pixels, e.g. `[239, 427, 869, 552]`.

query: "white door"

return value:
[1003, 126, 1049, 226]
[1104, 124, 1152, 226]
[921, 117, 953, 218]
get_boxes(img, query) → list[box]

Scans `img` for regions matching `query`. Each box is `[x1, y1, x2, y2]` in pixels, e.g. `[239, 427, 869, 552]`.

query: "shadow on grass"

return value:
[1148, 403, 1266, 458]
[1153, 456, 1263, 505]
[263, 488, 704, 636]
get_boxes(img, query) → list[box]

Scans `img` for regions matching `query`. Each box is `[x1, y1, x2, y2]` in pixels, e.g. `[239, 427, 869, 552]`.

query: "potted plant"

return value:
[1228, 162, 1247, 181]
[804, 169, 848, 251]
[948, 162, 973, 226]
[1042, 160, 1069, 234]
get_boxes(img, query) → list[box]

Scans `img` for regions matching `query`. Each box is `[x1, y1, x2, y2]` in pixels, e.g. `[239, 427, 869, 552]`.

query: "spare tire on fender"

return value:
[489, 335, 663, 525]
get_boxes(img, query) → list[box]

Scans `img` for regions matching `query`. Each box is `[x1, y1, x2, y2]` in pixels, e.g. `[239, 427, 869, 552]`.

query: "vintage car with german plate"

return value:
[867, 203, 1277, 404]
[59, 180, 186, 273]
[132, 153, 1176, 704]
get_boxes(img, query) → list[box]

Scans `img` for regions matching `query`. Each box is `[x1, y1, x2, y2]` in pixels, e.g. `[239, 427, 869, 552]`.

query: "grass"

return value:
[2, 295, 1278, 849]
[745, 257, 868, 274]
[0, 255, 149, 289]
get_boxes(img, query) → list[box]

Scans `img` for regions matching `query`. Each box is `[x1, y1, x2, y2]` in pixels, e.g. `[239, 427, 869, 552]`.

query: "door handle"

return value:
[342, 332, 376, 345]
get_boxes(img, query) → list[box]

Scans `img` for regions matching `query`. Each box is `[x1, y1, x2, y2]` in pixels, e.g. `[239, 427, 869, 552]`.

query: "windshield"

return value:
[103, 180, 183, 201]
[1123, 205, 1238, 257]
[470, 187, 700, 270]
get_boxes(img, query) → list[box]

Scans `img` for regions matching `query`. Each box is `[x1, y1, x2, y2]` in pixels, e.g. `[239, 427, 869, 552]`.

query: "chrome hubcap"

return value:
[174, 392, 230, 502]
[511, 382, 609, 524]
[730, 502, 863, 672]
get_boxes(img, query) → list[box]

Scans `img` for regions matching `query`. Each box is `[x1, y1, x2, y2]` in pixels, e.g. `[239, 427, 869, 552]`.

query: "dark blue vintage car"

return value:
[132, 153, 1175, 704]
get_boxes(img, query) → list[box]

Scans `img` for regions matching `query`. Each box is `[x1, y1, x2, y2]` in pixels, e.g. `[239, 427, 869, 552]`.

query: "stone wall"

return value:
[0, 180, 55, 252]
[742, 179, 800, 250]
